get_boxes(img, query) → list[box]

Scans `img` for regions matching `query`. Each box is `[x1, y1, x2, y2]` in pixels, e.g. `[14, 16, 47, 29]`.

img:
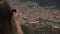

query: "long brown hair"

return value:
[0, 0, 13, 34]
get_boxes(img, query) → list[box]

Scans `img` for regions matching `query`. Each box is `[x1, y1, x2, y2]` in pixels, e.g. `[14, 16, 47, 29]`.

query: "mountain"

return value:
[19, 0, 57, 7]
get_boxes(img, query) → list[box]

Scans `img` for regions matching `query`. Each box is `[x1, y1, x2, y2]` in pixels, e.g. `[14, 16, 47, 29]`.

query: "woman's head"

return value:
[0, 0, 13, 21]
[0, 0, 13, 34]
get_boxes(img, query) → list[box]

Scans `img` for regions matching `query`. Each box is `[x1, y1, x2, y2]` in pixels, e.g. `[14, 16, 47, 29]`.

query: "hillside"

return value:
[8, 0, 60, 34]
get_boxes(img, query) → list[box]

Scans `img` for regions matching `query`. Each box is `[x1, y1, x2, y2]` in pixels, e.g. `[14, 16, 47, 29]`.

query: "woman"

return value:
[13, 9, 24, 34]
[0, 0, 24, 34]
